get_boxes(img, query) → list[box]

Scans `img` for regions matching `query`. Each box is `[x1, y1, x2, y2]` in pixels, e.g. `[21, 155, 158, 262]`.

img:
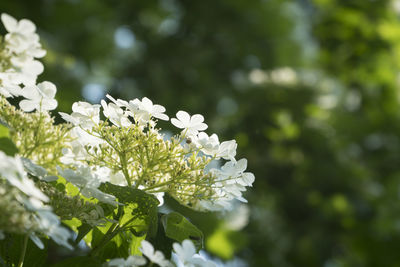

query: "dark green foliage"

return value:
[0, 124, 18, 156]
[161, 212, 203, 250]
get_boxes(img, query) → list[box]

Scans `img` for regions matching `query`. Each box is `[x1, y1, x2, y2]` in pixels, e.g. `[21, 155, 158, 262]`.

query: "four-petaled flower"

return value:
[19, 81, 57, 112]
[140, 240, 172, 267]
[171, 111, 208, 135]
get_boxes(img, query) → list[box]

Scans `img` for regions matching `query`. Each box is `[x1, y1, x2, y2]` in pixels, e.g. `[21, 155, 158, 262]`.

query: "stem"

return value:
[89, 222, 120, 257]
[119, 151, 132, 187]
[24, 111, 43, 157]
[17, 234, 29, 267]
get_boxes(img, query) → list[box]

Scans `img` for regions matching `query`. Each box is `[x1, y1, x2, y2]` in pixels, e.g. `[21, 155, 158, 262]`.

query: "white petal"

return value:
[140, 240, 154, 256]
[190, 114, 204, 124]
[152, 104, 166, 113]
[21, 85, 39, 100]
[18, 19, 36, 34]
[42, 98, 58, 110]
[195, 122, 208, 131]
[37, 81, 57, 98]
[154, 113, 169, 121]
[176, 111, 190, 124]
[171, 118, 184, 128]
[1, 13, 18, 33]
[19, 99, 38, 112]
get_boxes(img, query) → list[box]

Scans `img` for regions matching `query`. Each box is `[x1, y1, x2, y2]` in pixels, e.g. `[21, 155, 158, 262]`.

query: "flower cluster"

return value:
[107, 239, 216, 267]
[0, 13, 254, 267]
[0, 13, 57, 112]
[0, 151, 72, 249]
[59, 94, 255, 211]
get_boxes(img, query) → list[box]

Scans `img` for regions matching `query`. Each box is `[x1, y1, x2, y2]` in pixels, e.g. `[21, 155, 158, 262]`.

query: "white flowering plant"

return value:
[0, 13, 254, 267]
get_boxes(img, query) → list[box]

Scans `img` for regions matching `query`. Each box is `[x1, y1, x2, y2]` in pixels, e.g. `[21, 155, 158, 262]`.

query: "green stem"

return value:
[17, 234, 29, 267]
[89, 222, 120, 257]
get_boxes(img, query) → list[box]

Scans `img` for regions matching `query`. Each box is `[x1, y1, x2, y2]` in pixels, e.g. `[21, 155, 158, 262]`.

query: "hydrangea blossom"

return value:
[57, 165, 118, 206]
[108, 239, 217, 267]
[126, 97, 169, 123]
[107, 255, 147, 267]
[171, 111, 208, 135]
[0, 13, 45, 93]
[101, 99, 131, 127]
[59, 101, 101, 129]
[173, 239, 217, 267]
[0, 151, 73, 249]
[140, 240, 172, 267]
[19, 81, 58, 112]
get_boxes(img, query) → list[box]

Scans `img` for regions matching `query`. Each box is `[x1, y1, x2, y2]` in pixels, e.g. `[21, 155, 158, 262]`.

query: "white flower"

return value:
[218, 159, 255, 187]
[107, 255, 146, 267]
[0, 73, 22, 97]
[173, 239, 216, 267]
[195, 132, 220, 156]
[171, 111, 208, 135]
[1, 13, 46, 86]
[126, 97, 169, 123]
[173, 239, 197, 265]
[1, 13, 45, 57]
[0, 152, 48, 202]
[57, 165, 118, 206]
[34, 209, 73, 250]
[59, 101, 101, 129]
[216, 140, 237, 161]
[19, 81, 57, 112]
[140, 240, 172, 267]
[106, 94, 129, 107]
[0, 151, 73, 250]
[101, 99, 131, 127]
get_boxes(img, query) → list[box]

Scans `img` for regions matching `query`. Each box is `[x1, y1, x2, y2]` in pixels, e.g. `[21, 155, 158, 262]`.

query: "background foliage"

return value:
[2, 0, 400, 266]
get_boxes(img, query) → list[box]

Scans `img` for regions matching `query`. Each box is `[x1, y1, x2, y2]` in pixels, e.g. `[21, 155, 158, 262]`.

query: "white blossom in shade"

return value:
[0, 151, 48, 202]
[1, 13, 42, 55]
[107, 255, 147, 267]
[57, 165, 118, 206]
[171, 111, 208, 135]
[12, 59, 44, 86]
[106, 94, 129, 107]
[0, 73, 22, 97]
[0, 151, 73, 249]
[125, 97, 169, 123]
[101, 100, 131, 127]
[195, 132, 220, 156]
[19, 81, 57, 112]
[21, 157, 57, 182]
[140, 240, 172, 267]
[32, 207, 73, 250]
[60, 127, 102, 165]
[59, 101, 101, 129]
[223, 204, 250, 231]
[173, 239, 216, 267]
[173, 239, 196, 264]
[1, 13, 46, 86]
[216, 140, 237, 161]
[218, 159, 255, 187]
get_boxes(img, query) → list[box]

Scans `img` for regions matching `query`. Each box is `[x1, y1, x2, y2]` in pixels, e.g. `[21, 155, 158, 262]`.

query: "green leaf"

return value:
[75, 223, 92, 246]
[161, 212, 203, 250]
[99, 182, 159, 235]
[51, 256, 101, 267]
[0, 124, 18, 156]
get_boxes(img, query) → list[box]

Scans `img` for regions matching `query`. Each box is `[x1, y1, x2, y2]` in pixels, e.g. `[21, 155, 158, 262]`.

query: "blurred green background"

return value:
[3, 0, 400, 266]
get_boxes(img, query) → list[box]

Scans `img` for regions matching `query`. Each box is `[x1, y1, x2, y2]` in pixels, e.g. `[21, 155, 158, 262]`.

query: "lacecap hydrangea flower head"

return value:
[59, 93, 255, 211]
[0, 12, 255, 267]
